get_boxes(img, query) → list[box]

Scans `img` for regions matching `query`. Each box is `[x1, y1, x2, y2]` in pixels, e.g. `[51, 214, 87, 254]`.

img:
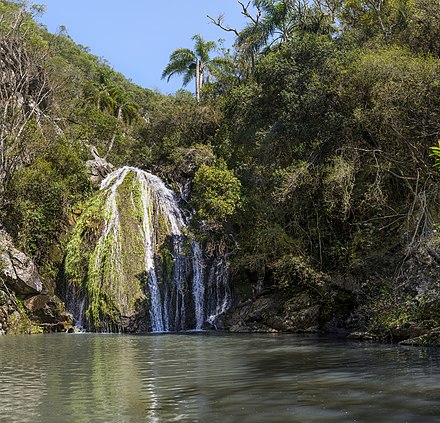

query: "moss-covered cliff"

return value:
[63, 167, 231, 333]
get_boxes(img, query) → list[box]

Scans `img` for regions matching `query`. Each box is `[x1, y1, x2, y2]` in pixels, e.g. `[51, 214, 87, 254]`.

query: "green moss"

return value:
[65, 191, 111, 328]
[128, 174, 144, 223]
[64, 168, 194, 330]
[65, 193, 107, 289]
[155, 211, 172, 250]
[85, 230, 116, 326]
[65, 170, 151, 329]
[7, 298, 43, 335]
[158, 241, 175, 283]
[113, 173, 147, 313]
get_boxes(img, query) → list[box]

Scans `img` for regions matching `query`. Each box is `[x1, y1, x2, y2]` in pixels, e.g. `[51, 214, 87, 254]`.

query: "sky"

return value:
[37, 1, 249, 94]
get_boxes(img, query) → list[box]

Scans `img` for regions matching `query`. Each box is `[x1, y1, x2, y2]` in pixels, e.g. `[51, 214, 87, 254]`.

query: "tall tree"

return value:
[162, 35, 228, 103]
[0, 3, 51, 201]
[342, 0, 413, 42]
[209, 1, 339, 75]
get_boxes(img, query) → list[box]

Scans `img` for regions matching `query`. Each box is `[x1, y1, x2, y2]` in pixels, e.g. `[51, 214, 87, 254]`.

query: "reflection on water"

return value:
[0, 333, 439, 422]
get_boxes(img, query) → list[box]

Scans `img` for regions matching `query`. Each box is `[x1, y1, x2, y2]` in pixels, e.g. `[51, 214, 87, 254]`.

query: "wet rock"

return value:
[202, 321, 216, 331]
[67, 326, 83, 333]
[0, 229, 43, 296]
[347, 331, 377, 341]
[248, 296, 282, 322]
[389, 323, 429, 341]
[229, 323, 252, 333]
[399, 328, 440, 346]
[24, 294, 73, 331]
[282, 304, 321, 332]
[24, 295, 72, 323]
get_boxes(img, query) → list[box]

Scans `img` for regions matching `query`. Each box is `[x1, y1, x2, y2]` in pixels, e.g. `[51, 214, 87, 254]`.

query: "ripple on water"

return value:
[0, 333, 439, 423]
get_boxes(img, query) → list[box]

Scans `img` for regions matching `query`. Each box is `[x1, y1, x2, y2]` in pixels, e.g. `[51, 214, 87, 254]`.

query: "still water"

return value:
[0, 333, 439, 423]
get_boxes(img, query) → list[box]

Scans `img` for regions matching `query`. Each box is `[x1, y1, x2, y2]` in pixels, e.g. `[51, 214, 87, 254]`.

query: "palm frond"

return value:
[121, 102, 139, 125]
[192, 34, 216, 62]
[162, 48, 196, 81]
[169, 48, 195, 62]
[182, 68, 195, 87]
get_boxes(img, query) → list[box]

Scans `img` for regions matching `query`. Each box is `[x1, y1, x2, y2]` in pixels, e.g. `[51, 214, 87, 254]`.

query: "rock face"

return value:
[24, 294, 73, 332]
[353, 236, 440, 344]
[84, 144, 114, 188]
[223, 288, 324, 333]
[0, 228, 73, 334]
[0, 229, 43, 296]
[223, 235, 440, 345]
[63, 167, 231, 333]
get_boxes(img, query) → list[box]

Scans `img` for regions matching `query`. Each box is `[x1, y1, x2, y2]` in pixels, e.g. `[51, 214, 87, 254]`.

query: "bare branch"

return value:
[0, 29, 52, 197]
[238, 1, 261, 25]
[207, 14, 240, 37]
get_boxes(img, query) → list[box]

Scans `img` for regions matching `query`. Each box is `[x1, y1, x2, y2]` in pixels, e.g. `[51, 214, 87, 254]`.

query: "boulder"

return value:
[347, 331, 377, 341]
[84, 144, 114, 188]
[0, 229, 75, 334]
[24, 294, 72, 325]
[0, 229, 43, 296]
[223, 289, 323, 333]
[399, 328, 440, 347]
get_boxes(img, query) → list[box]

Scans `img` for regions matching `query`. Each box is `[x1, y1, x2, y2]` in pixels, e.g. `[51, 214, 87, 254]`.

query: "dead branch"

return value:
[207, 14, 240, 37]
[0, 29, 52, 198]
[238, 1, 262, 25]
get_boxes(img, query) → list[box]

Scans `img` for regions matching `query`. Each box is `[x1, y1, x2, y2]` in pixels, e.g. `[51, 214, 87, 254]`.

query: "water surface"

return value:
[0, 333, 439, 422]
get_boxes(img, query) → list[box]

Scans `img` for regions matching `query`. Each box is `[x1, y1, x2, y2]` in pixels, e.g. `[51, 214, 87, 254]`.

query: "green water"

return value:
[0, 333, 439, 422]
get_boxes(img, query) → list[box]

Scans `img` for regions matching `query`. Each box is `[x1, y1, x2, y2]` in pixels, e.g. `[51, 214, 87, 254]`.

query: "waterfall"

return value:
[135, 168, 184, 332]
[192, 242, 205, 330]
[64, 166, 231, 332]
[206, 258, 232, 327]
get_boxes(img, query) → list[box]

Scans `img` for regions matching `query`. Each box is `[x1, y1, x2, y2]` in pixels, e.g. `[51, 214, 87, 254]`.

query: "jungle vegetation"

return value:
[1, 0, 439, 332]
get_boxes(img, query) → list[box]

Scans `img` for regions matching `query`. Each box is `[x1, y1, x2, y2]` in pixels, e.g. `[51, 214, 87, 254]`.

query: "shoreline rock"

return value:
[0, 229, 43, 296]
[0, 228, 73, 334]
[399, 329, 440, 347]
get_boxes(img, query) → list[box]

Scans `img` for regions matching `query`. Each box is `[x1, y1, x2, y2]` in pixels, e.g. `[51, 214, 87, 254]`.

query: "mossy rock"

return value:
[63, 167, 191, 332]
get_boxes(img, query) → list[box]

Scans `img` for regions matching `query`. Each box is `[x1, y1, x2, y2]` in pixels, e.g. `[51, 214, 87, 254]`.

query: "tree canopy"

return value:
[0, 0, 439, 336]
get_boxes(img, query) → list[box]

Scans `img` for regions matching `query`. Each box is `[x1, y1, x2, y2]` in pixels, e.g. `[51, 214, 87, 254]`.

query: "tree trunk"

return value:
[104, 106, 122, 160]
[370, 0, 389, 41]
[195, 59, 200, 103]
[199, 62, 204, 94]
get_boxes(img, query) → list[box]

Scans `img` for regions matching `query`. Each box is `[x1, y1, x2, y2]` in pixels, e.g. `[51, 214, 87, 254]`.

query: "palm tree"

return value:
[162, 35, 228, 103]
[237, 1, 303, 52]
[103, 85, 139, 159]
[235, 0, 337, 69]
[86, 69, 139, 158]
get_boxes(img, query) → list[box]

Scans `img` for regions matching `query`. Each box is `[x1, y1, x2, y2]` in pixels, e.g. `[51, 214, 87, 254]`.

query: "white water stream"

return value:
[69, 166, 231, 332]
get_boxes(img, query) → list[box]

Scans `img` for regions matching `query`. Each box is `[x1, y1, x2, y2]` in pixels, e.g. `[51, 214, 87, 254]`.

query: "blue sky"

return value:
[37, 1, 249, 94]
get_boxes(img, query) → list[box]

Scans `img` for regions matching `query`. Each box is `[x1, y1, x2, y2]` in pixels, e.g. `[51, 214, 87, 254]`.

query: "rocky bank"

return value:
[220, 234, 440, 346]
[0, 229, 73, 335]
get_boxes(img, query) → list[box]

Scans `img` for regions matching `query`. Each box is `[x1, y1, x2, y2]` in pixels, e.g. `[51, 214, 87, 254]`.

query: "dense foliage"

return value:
[1, 0, 439, 335]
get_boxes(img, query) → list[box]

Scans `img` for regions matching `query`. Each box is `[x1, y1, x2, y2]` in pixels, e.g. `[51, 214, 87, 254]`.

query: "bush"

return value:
[191, 161, 242, 226]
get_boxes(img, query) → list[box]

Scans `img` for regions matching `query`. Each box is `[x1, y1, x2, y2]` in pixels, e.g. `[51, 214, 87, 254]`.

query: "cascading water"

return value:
[64, 166, 231, 332]
[192, 242, 205, 330]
